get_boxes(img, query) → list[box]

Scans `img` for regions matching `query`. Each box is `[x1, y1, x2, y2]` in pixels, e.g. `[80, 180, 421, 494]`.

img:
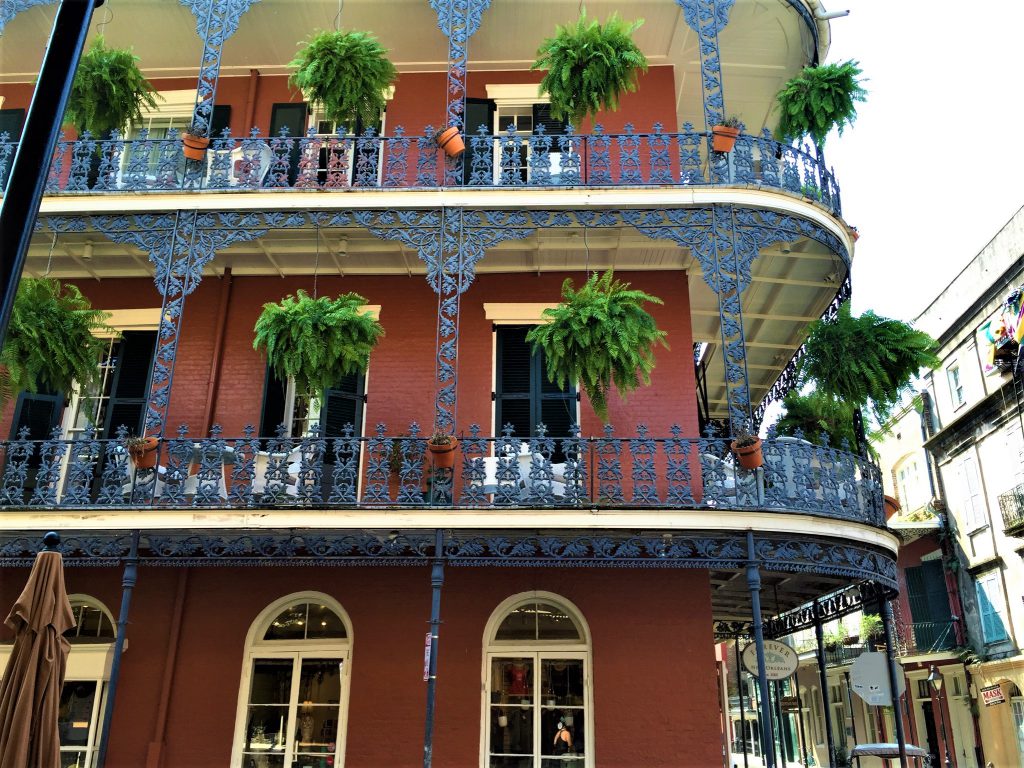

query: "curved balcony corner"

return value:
[0, 423, 882, 527]
[2, 124, 843, 219]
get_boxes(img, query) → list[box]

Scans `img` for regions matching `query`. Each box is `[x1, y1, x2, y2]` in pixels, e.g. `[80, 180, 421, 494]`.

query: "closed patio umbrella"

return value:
[0, 532, 74, 768]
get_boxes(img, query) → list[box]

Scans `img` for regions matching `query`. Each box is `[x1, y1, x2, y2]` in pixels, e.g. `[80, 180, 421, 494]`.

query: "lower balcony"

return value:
[998, 482, 1024, 537]
[896, 620, 958, 657]
[0, 425, 881, 525]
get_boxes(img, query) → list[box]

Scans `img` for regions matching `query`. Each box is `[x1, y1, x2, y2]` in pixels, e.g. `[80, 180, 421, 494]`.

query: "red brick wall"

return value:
[0, 565, 719, 768]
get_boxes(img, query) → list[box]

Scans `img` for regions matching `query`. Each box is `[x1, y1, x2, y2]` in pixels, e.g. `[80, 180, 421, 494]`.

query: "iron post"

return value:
[96, 529, 139, 768]
[843, 669, 859, 747]
[422, 528, 445, 768]
[736, 635, 749, 768]
[746, 532, 775, 768]
[0, 0, 104, 348]
[813, 602, 837, 767]
[795, 673, 810, 767]
[881, 599, 909, 768]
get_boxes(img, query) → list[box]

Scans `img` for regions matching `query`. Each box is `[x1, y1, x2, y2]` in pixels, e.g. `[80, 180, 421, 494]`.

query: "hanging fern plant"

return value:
[773, 389, 857, 448]
[531, 12, 648, 128]
[799, 301, 939, 421]
[526, 270, 667, 422]
[64, 35, 159, 137]
[288, 29, 397, 129]
[775, 60, 866, 147]
[253, 291, 384, 398]
[0, 278, 112, 406]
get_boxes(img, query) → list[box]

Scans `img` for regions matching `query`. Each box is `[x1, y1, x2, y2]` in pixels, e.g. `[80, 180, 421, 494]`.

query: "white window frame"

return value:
[947, 364, 965, 409]
[1012, 690, 1024, 762]
[953, 452, 987, 532]
[480, 592, 593, 768]
[230, 592, 353, 768]
[975, 571, 1009, 644]
[485, 84, 568, 185]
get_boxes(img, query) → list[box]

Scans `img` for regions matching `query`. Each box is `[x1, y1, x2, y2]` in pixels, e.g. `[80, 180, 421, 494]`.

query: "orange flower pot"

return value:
[711, 125, 740, 153]
[129, 436, 160, 469]
[428, 439, 458, 469]
[435, 127, 465, 158]
[182, 132, 211, 161]
[730, 437, 763, 470]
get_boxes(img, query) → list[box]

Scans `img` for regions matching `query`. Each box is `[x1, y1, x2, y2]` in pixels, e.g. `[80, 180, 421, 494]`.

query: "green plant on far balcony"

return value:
[288, 29, 397, 129]
[63, 36, 160, 137]
[253, 291, 384, 401]
[775, 59, 866, 149]
[527, 270, 667, 422]
[823, 623, 848, 650]
[860, 613, 884, 642]
[531, 11, 648, 128]
[0, 278, 113, 407]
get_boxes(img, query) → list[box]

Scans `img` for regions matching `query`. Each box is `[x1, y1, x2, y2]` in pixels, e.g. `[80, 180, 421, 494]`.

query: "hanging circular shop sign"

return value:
[742, 640, 798, 680]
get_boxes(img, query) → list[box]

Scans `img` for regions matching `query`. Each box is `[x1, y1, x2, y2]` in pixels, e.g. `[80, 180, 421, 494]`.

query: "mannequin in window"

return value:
[552, 718, 573, 756]
[507, 662, 529, 695]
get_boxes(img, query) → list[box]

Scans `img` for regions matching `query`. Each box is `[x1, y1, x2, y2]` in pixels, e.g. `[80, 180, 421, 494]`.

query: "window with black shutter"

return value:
[905, 560, 954, 650]
[495, 326, 576, 446]
[258, 370, 365, 439]
[101, 331, 158, 439]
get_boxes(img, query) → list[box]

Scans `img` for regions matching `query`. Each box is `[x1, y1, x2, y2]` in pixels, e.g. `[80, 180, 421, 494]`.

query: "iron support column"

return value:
[736, 636, 749, 768]
[843, 669, 859, 747]
[795, 674, 810, 767]
[813, 602, 836, 767]
[423, 528, 445, 768]
[96, 529, 139, 768]
[0, 0, 103, 348]
[746, 532, 775, 768]
[881, 599, 909, 768]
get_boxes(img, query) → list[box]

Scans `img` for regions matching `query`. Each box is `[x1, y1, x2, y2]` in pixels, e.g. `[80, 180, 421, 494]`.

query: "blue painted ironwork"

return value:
[178, 0, 260, 148]
[429, 0, 492, 185]
[0, 0, 57, 35]
[7, 128, 843, 215]
[746, 531, 776, 768]
[678, 0, 736, 178]
[0, 423, 885, 526]
[422, 528, 445, 768]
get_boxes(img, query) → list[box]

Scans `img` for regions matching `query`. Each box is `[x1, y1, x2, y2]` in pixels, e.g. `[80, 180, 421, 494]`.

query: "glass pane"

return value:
[305, 605, 346, 639]
[540, 659, 584, 707]
[491, 658, 533, 705]
[541, 706, 585, 763]
[240, 754, 285, 768]
[58, 682, 97, 747]
[489, 703, 533, 757]
[290, 757, 333, 768]
[297, 659, 342, 705]
[244, 704, 289, 752]
[249, 660, 293, 704]
[535, 604, 581, 641]
[59, 752, 90, 768]
[490, 755, 533, 767]
[496, 604, 536, 640]
[265, 605, 308, 640]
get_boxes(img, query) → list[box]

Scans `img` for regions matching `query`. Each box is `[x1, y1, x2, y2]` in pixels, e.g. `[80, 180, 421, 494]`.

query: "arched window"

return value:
[232, 593, 352, 768]
[65, 595, 116, 643]
[483, 593, 592, 767]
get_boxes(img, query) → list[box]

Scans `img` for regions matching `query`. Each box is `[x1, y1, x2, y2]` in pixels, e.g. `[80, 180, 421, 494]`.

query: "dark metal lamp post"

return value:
[926, 665, 953, 768]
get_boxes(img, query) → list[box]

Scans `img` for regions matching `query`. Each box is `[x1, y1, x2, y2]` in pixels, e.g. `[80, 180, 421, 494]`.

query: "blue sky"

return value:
[822, 1, 1024, 321]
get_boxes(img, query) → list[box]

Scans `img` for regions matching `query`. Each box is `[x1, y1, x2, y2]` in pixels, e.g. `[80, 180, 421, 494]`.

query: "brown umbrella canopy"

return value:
[0, 535, 75, 768]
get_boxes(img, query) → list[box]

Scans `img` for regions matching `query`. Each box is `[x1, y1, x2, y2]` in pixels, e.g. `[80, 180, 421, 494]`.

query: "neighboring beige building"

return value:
[914, 205, 1024, 767]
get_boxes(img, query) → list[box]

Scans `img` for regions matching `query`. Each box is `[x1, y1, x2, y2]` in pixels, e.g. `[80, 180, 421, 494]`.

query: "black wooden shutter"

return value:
[259, 367, 288, 438]
[905, 561, 953, 650]
[0, 109, 26, 140]
[321, 372, 365, 438]
[210, 104, 232, 138]
[532, 103, 565, 135]
[102, 331, 158, 438]
[9, 390, 62, 440]
[496, 326, 575, 445]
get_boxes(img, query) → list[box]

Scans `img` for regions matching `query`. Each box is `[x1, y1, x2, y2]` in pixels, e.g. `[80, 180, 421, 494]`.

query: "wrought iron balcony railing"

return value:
[998, 482, 1024, 537]
[896, 620, 958, 657]
[0, 423, 881, 524]
[0, 123, 842, 216]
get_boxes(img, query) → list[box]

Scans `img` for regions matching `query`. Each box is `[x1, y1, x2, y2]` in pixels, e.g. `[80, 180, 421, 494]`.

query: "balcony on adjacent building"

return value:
[998, 482, 1024, 537]
[0, 425, 883, 525]
[896, 620, 958, 657]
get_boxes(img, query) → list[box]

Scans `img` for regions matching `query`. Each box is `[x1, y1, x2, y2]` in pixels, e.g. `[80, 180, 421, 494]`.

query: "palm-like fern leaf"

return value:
[253, 291, 384, 398]
[531, 12, 648, 128]
[64, 36, 159, 137]
[775, 60, 866, 146]
[0, 278, 113, 407]
[288, 30, 397, 129]
[526, 270, 667, 422]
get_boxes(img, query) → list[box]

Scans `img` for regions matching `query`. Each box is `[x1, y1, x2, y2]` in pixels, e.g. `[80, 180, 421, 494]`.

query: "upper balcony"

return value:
[998, 482, 1024, 537]
[0, 0, 842, 214]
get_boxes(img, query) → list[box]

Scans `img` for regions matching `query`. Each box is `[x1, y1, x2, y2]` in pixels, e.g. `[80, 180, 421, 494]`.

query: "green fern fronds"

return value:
[799, 301, 939, 421]
[773, 389, 856, 448]
[775, 60, 866, 146]
[253, 290, 384, 398]
[531, 12, 648, 128]
[526, 270, 667, 422]
[288, 30, 397, 129]
[0, 278, 113, 407]
[64, 36, 159, 137]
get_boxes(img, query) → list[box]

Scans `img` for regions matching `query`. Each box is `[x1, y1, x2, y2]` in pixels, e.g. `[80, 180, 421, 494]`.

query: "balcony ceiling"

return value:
[3, 0, 817, 132]
[24, 219, 845, 421]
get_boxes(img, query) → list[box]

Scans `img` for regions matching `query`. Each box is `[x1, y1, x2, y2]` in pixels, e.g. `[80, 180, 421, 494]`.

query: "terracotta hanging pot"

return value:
[435, 127, 465, 158]
[730, 437, 763, 470]
[128, 436, 159, 469]
[428, 438, 459, 469]
[711, 125, 740, 153]
[182, 132, 211, 161]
